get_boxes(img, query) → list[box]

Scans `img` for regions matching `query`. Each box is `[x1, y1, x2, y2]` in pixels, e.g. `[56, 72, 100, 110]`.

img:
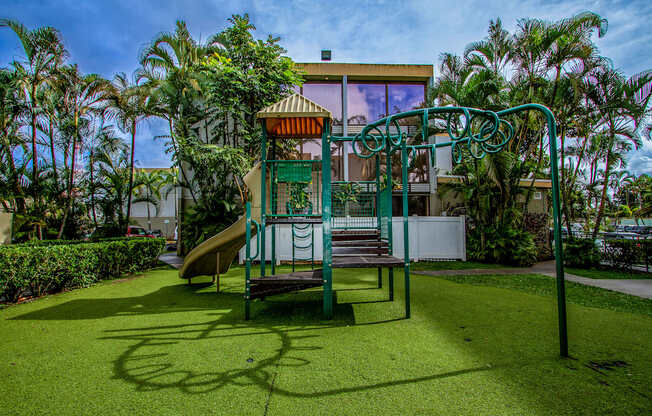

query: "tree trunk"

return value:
[58, 111, 79, 239]
[89, 146, 97, 227]
[31, 101, 40, 239]
[30, 88, 38, 189]
[147, 189, 151, 230]
[48, 116, 58, 186]
[592, 145, 613, 239]
[126, 120, 136, 233]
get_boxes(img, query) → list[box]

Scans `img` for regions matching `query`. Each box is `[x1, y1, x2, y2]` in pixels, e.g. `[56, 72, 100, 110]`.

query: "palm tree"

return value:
[56, 65, 112, 238]
[109, 72, 152, 231]
[465, 18, 513, 78]
[138, 20, 220, 202]
[586, 65, 652, 238]
[0, 68, 27, 212]
[132, 169, 165, 231]
[1, 19, 66, 194]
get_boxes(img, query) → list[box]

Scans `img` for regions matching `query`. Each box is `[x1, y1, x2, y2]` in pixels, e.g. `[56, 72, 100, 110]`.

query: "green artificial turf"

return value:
[566, 267, 652, 280]
[1, 265, 651, 415]
[410, 260, 510, 271]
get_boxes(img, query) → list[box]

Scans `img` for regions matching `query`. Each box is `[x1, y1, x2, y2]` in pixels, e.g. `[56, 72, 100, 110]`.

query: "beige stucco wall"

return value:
[0, 212, 12, 244]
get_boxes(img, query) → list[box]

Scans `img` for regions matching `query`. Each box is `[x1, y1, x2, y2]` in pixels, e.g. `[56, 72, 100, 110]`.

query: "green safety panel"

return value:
[276, 162, 313, 183]
[379, 185, 391, 239]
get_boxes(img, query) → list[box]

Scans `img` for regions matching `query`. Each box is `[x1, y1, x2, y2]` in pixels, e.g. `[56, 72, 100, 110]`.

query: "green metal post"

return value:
[311, 224, 315, 270]
[401, 142, 411, 319]
[545, 113, 568, 357]
[376, 154, 382, 289]
[245, 202, 252, 320]
[271, 137, 276, 275]
[375, 154, 381, 233]
[389, 267, 394, 301]
[386, 147, 393, 255]
[260, 123, 267, 278]
[291, 224, 295, 272]
[322, 119, 333, 319]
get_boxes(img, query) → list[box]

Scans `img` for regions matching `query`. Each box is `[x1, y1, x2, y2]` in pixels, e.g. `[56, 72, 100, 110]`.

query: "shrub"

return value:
[602, 239, 649, 272]
[0, 238, 164, 303]
[523, 213, 552, 260]
[468, 225, 538, 267]
[564, 238, 601, 268]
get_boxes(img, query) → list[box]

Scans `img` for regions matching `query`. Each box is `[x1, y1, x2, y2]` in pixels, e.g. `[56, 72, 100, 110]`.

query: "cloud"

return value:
[627, 140, 652, 176]
[1, 0, 650, 171]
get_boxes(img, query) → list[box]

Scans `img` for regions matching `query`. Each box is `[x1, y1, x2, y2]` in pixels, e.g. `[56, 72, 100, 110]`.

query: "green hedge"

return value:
[565, 238, 651, 272]
[0, 238, 165, 303]
[11, 237, 138, 247]
[564, 238, 602, 268]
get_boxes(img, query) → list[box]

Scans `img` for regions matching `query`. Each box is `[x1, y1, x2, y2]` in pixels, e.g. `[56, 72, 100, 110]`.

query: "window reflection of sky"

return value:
[348, 83, 386, 124]
[292, 82, 424, 125]
[389, 84, 424, 114]
[302, 83, 342, 124]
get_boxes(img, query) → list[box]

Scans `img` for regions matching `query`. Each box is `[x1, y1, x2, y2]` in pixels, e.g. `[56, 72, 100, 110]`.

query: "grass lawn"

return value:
[1, 265, 651, 415]
[566, 267, 652, 280]
[410, 260, 512, 271]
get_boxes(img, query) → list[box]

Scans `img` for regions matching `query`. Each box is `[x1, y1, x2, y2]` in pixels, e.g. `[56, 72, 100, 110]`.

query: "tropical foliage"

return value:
[433, 13, 652, 263]
[0, 14, 301, 248]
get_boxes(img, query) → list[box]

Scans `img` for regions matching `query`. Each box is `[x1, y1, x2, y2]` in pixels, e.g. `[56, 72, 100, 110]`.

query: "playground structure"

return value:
[180, 93, 570, 357]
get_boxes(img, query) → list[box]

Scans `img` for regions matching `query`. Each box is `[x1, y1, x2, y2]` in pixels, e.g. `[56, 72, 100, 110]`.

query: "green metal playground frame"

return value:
[245, 103, 569, 357]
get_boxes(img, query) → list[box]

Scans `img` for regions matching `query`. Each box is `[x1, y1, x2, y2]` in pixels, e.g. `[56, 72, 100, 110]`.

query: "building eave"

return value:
[296, 62, 433, 82]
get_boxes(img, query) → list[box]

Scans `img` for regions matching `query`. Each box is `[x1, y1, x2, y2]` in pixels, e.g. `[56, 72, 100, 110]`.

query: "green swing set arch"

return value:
[245, 95, 568, 358]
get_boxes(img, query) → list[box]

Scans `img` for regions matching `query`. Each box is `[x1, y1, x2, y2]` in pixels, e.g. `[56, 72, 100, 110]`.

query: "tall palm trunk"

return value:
[30, 85, 38, 188]
[89, 146, 97, 227]
[30, 85, 42, 239]
[48, 116, 58, 185]
[592, 139, 613, 239]
[146, 188, 151, 230]
[58, 110, 79, 239]
[125, 119, 136, 232]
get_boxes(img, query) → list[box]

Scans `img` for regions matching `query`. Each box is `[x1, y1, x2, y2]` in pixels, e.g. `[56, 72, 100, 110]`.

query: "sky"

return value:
[1, 0, 651, 174]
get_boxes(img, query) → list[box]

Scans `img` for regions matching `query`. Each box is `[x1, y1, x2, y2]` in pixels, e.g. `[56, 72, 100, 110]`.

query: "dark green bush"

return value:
[468, 225, 538, 267]
[0, 238, 164, 303]
[602, 239, 650, 272]
[564, 238, 601, 268]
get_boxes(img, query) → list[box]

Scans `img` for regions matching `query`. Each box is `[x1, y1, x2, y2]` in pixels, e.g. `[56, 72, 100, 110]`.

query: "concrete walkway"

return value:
[159, 252, 184, 269]
[415, 261, 652, 300]
[160, 253, 652, 300]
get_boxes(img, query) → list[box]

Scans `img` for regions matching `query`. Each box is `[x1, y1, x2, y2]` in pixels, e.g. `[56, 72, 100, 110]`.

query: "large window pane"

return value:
[348, 153, 377, 181]
[348, 83, 386, 125]
[302, 82, 342, 125]
[388, 83, 425, 114]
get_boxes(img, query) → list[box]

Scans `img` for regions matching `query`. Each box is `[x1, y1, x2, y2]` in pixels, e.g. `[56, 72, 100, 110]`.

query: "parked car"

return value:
[602, 231, 641, 240]
[149, 229, 163, 238]
[126, 226, 154, 238]
[630, 225, 652, 236]
[88, 224, 122, 240]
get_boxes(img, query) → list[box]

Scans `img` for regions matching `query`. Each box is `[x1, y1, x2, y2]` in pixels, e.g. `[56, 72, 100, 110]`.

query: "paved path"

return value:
[160, 254, 652, 299]
[159, 252, 184, 269]
[415, 261, 652, 299]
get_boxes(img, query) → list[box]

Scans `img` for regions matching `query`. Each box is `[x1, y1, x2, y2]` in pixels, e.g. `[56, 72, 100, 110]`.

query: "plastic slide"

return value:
[179, 163, 263, 281]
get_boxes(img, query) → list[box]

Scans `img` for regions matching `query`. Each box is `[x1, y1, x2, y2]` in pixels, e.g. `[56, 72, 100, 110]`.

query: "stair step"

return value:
[333, 247, 389, 256]
[249, 270, 323, 285]
[249, 282, 322, 299]
[332, 240, 388, 247]
[332, 231, 380, 241]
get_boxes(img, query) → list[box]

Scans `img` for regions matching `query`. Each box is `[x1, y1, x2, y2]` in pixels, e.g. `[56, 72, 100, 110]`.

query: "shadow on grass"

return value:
[101, 304, 496, 397]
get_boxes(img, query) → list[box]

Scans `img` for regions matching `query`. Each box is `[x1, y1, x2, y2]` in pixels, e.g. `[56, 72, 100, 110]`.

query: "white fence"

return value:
[239, 216, 466, 263]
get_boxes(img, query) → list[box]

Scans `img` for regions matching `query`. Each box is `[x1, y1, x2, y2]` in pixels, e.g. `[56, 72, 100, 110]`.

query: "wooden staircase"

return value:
[246, 229, 402, 301]
[248, 270, 323, 300]
[332, 230, 402, 268]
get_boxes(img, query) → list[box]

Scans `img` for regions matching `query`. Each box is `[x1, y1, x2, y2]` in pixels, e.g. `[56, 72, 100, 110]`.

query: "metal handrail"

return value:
[250, 219, 261, 260]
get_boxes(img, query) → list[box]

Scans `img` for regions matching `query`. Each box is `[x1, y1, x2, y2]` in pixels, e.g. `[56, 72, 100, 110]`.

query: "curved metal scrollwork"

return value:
[350, 106, 515, 163]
